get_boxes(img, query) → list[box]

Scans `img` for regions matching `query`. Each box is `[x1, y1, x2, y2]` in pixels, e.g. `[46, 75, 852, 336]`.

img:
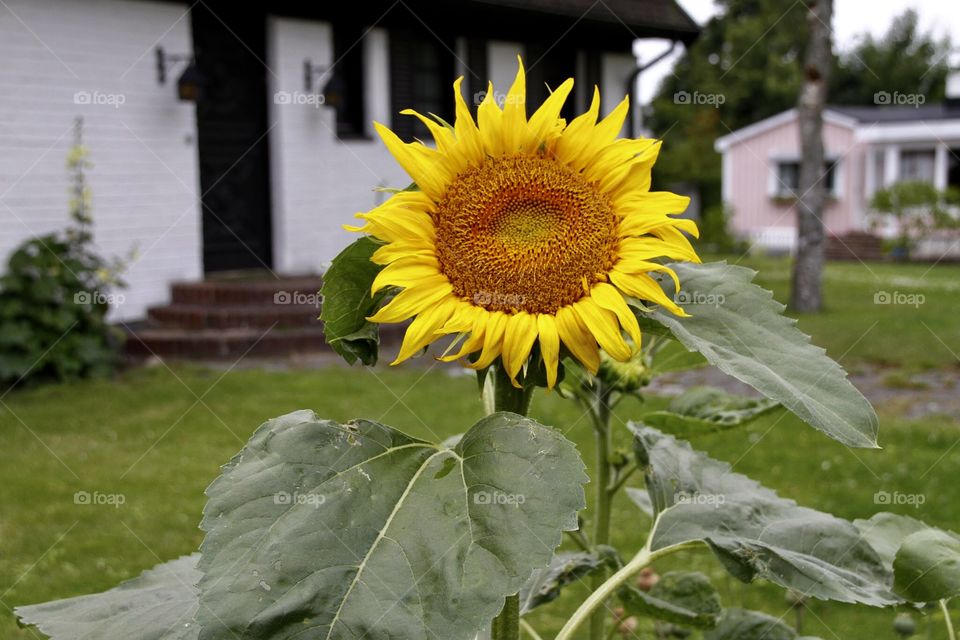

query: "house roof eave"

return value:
[714, 108, 859, 153]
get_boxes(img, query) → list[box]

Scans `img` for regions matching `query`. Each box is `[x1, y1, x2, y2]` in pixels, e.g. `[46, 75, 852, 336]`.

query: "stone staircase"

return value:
[825, 232, 885, 261]
[125, 276, 328, 360]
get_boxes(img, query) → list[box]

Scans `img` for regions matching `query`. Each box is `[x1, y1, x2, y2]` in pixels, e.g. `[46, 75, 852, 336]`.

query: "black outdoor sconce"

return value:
[156, 46, 205, 102]
[303, 58, 328, 93]
[304, 58, 343, 108]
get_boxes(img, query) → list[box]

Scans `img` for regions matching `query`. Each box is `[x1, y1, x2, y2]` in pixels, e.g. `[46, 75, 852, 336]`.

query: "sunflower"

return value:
[346, 58, 699, 388]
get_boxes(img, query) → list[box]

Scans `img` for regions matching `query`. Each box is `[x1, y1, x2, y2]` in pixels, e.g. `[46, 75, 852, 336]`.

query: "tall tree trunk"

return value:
[791, 0, 833, 312]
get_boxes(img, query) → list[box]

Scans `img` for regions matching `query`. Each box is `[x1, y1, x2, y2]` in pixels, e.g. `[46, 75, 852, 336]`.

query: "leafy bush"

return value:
[870, 180, 960, 258]
[0, 118, 126, 391]
[0, 231, 123, 389]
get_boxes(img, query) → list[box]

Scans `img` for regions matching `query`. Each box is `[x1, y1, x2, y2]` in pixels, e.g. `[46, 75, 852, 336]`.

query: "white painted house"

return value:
[714, 80, 960, 257]
[0, 0, 700, 330]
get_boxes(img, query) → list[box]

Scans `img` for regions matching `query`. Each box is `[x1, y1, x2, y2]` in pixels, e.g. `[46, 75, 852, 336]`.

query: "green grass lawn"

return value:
[2, 257, 959, 639]
[3, 365, 958, 639]
[728, 255, 960, 370]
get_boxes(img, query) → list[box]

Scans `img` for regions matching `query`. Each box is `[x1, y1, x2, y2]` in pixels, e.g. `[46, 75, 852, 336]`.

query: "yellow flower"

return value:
[346, 58, 699, 388]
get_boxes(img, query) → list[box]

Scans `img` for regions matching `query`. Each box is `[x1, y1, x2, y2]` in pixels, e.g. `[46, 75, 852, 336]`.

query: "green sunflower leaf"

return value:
[893, 528, 960, 602]
[640, 386, 780, 437]
[646, 261, 878, 448]
[633, 425, 898, 606]
[519, 552, 605, 615]
[855, 513, 960, 603]
[320, 236, 385, 366]
[15, 554, 200, 640]
[197, 410, 587, 640]
[619, 571, 722, 628]
[703, 608, 818, 640]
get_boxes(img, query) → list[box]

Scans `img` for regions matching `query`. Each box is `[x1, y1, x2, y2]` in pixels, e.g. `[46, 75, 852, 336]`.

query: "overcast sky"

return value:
[633, 0, 960, 104]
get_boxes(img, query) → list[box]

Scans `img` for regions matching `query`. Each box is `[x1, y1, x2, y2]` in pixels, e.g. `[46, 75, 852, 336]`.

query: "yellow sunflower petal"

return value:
[392, 298, 458, 365]
[589, 138, 660, 191]
[590, 282, 641, 348]
[618, 236, 700, 264]
[373, 122, 449, 199]
[574, 297, 631, 361]
[501, 57, 527, 154]
[367, 276, 452, 323]
[468, 310, 509, 370]
[526, 78, 574, 149]
[554, 87, 600, 167]
[438, 308, 487, 362]
[536, 313, 561, 389]
[607, 142, 662, 202]
[439, 301, 480, 333]
[648, 225, 702, 262]
[452, 76, 484, 165]
[609, 270, 688, 317]
[371, 240, 435, 265]
[477, 81, 504, 156]
[371, 256, 441, 294]
[555, 305, 600, 374]
[399, 109, 466, 174]
[501, 311, 538, 385]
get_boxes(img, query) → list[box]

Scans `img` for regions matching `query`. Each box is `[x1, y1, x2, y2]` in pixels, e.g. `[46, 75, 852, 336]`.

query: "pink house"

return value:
[714, 94, 960, 255]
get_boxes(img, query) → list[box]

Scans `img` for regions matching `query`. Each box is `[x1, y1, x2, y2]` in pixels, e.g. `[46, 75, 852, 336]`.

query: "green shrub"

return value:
[0, 117, 126, 391]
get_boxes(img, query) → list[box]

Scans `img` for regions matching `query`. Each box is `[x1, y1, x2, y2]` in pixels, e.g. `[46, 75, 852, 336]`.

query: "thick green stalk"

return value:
[489, 364, 533, 640]
[492, 594, 520, 640]
[590, 384, 614, 640]
[942, 600, 957, 640]
[556, 541, 700, 640]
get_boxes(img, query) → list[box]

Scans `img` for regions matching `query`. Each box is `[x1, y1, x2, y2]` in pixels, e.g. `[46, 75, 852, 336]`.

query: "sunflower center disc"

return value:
[433, 154, 619, 314]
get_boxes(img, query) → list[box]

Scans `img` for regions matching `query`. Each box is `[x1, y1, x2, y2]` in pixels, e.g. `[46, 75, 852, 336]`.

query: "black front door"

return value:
[192, 3, 273, 273]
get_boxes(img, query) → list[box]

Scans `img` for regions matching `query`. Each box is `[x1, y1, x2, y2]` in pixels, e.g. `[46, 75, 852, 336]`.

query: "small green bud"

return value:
[893, 612, 916, 637]
[597, 348, 649, 392]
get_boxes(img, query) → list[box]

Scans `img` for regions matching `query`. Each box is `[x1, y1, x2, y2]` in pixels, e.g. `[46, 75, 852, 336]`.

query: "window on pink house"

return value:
[899, 150, 936, 183]
[773, 160, 838, 198]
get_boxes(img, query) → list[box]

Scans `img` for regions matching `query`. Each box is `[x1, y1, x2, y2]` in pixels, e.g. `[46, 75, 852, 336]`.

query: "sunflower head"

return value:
[346, 57, 699, 388]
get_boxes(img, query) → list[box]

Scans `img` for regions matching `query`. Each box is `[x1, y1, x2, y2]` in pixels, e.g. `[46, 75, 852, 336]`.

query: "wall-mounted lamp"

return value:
[303, 59, 329, 93]
[156, 46, 204, 102]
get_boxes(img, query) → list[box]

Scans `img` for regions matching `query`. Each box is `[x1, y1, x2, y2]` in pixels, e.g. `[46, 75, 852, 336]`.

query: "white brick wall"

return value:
[0, 0, 202, 321]
[266, 16, 408, 274]
[2, 3, 643, 321]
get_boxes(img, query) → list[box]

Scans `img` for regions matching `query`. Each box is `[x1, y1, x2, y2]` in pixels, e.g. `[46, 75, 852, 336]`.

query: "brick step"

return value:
[147, 303, 320, 330]
[124, 323, 406, 360]
[826, 233, 885, 261]
[125, 326, 335, 360]
[170, 277, 322, 306]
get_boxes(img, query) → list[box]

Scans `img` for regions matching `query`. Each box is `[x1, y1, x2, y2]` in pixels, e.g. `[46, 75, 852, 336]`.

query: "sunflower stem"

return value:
[490, 363, 535, 416]
[590, 381, 614, 640]
[942, 600, 957, 640]
[489, 363, 534, 640]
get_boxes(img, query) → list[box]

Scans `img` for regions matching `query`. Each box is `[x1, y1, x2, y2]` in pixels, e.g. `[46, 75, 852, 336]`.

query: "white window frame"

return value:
[768, 154, 842, 200]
